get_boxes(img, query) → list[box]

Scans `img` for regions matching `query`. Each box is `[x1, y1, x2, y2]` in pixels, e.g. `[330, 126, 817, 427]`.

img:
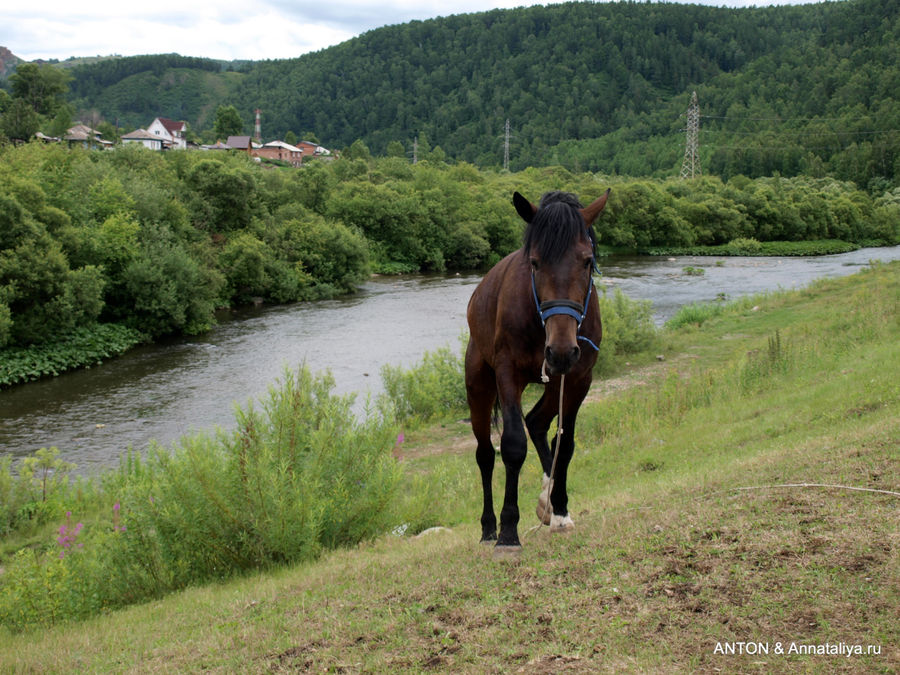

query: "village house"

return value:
[147, 117, 187, 149]
[296, 140, 332, 160]
[251, 140, 304, 167]
[225, 135, 255, 153]
[63, 123, 112, 149]
[121, 128, 164, 150]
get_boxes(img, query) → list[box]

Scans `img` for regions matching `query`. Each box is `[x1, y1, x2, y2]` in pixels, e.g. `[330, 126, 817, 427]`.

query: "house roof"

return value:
[122, 129, 159, 140]
[263, 140, 302, 152]
[66, 123, 101, 138]
[155, 117, 186, 134]
[226, 135, 252, 150]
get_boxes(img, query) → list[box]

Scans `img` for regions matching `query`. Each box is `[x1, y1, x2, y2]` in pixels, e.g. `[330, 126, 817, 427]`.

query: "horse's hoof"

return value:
[493, 544, 523, 560]
[549, 513, 575, 533]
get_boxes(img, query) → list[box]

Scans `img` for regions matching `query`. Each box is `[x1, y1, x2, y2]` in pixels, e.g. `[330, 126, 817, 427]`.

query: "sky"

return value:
[4, 0, 826, 63]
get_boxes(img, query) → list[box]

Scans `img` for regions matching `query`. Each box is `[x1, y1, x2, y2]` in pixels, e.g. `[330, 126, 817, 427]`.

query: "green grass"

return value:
[1, 263, 897, 673]
[643, 238, 861, 257]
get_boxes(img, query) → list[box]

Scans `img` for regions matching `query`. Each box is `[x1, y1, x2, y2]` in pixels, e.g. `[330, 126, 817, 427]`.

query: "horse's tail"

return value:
[491, 399, 502, 434]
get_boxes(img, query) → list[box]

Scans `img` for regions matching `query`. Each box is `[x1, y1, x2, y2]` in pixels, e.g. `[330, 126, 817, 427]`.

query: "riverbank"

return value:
[5, 246, 900, 474]
[2, 262, 897, 672]
[0, 241, 894, 391]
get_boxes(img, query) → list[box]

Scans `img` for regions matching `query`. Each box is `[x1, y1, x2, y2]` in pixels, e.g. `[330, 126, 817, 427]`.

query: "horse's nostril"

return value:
[545, 344, 580, 374]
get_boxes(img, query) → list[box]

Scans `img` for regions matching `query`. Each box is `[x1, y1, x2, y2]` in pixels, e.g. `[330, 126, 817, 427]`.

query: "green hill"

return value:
[44, 0, 900, 188]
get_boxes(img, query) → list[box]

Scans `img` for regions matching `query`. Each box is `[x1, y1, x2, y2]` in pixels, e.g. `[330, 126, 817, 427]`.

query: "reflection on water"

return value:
[2, 246, 898, 473]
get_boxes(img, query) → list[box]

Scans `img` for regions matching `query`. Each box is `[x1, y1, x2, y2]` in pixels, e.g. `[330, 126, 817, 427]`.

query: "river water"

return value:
[2, 246, 897, 473]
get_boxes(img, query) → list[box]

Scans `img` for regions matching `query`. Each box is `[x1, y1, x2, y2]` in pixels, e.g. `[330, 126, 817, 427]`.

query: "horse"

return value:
[465, 189, 610, 555]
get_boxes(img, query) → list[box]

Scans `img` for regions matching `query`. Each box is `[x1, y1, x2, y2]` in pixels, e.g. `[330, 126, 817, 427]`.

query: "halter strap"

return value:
[530, 268, 599, 352]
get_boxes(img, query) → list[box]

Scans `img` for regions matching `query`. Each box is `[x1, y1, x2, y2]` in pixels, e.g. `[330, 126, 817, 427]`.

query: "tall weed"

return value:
[0, 365, 404, 630]
[380, 338, 467, 425]
[593, 286, 659, 374]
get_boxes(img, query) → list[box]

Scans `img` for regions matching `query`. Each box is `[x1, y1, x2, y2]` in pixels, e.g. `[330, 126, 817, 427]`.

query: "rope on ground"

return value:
[728, 482, 900, 498]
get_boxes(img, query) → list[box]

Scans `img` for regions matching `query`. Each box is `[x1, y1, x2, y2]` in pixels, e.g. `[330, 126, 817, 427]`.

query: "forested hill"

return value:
[57, 0, 900, 186]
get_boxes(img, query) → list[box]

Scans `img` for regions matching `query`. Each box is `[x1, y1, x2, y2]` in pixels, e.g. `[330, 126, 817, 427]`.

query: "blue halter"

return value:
[531, 266, 600, 352]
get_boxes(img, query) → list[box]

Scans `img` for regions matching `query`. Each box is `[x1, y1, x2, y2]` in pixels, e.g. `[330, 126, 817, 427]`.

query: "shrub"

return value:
[0, 365, 404, 630]
[380, 341, 467, 424]
[593, 287, 659, 374]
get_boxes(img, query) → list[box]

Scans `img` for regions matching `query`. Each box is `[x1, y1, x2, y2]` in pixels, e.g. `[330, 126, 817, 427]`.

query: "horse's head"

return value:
[514, 189, 610, 375]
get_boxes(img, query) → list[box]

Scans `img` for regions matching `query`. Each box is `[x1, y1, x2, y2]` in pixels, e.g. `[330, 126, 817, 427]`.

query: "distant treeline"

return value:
[66, 54, 225, 100]
[46, 0, 900, 189]
[2, 142, 898, 359]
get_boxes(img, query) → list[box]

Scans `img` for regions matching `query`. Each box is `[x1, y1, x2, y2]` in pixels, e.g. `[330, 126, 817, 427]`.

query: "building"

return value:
[225, 135, 254, 153]
[251, 140, 304, 167]
[121, 128, 164, 150]
[296, 140, 332, 159]
[147, 117, 187, 149]
[63, 123, 112, 149]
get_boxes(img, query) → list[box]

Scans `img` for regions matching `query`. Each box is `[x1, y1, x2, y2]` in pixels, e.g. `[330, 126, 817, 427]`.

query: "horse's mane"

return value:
[521, 191, 597, 264]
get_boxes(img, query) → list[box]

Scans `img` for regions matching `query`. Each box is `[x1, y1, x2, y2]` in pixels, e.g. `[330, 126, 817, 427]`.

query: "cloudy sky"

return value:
[5, 0, 825, 63]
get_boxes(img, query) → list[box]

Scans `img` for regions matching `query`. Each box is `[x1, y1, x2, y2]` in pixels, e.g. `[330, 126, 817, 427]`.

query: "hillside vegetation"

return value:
[1, 261, 896, 672]
[20, 0, 896, 187]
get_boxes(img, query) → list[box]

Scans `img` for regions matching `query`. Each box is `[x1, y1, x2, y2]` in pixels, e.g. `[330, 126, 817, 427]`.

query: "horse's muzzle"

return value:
[544, 343, 580, 375]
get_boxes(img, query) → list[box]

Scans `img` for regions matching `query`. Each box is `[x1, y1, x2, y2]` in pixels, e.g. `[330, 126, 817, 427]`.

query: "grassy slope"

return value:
[2, 264, 898, 673]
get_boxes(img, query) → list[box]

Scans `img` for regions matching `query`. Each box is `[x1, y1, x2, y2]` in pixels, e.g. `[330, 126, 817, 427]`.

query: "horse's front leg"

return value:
[545, 374, 592, 530]
[496, 373, 528, 550]
[526, 375, 591, 530]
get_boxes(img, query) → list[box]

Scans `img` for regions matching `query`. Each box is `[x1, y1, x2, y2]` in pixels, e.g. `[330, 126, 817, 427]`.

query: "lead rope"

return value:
[525, 364, 565, 538]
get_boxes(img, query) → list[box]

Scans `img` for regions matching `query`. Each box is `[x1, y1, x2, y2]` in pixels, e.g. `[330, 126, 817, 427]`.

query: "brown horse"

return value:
[465, 189, 609, 554]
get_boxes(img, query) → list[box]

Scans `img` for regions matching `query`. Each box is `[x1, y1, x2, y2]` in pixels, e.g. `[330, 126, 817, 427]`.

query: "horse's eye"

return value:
[530, 258, 539, 271]
[583, 258, 593, 269]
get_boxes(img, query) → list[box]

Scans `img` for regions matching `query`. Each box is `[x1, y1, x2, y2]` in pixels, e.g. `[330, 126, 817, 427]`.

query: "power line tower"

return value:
[254, 109, 262, 143]
[503, 118, 511, 171]
[680, 91, 701, 179]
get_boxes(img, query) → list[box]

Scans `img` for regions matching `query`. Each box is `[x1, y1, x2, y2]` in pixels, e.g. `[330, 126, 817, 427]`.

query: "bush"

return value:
[593, 287, 659, 374]
[0, 365, 404, 630]
[380, 341, 467, 424]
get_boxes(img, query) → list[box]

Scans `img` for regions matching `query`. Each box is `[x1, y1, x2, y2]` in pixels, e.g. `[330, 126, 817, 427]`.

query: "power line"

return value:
[700, 128, 900, 137]
[700, 114, 851, 122]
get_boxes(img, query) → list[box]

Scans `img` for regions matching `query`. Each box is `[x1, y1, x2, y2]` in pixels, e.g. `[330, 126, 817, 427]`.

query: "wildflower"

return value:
[112, 501, 127, 533]
[57, 514, 84, 558]
[392, 432, 406, 461]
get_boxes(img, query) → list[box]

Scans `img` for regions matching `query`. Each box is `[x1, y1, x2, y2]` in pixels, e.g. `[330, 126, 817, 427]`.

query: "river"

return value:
[2, 246, 898, 473]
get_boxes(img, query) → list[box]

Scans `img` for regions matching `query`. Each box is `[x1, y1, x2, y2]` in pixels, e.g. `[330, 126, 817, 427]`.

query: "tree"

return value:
[0, 98, 41, 142]
[213, 105, 244, 139]
[386, 140, 405, 158]
[284, 130, 297, 146]
[45, 105, 74, 139]
[9, 63, 70, 116]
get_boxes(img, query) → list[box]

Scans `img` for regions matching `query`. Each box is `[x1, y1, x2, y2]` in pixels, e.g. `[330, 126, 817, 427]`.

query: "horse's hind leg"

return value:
[466, 356, 498, 543]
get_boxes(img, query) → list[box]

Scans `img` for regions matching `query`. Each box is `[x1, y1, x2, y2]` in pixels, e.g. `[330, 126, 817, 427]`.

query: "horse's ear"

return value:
[581, 188, 611, 227]
[513, 192, 537, 223]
